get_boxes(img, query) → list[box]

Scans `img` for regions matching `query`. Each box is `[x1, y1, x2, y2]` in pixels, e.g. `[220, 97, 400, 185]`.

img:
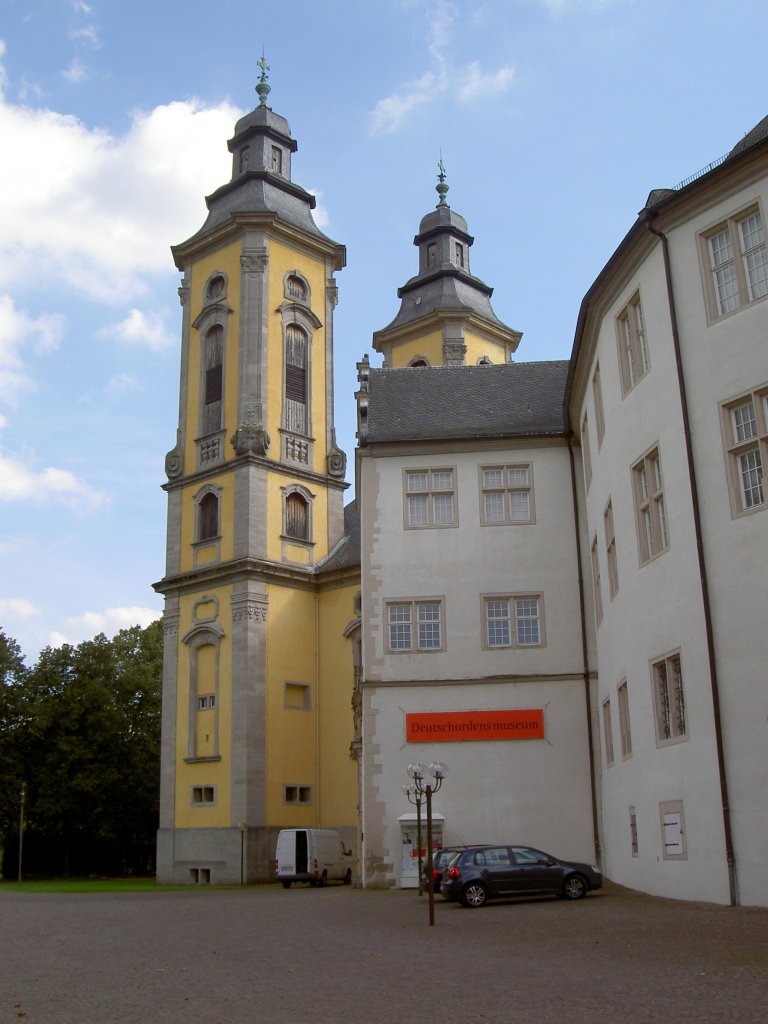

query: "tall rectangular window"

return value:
[720, 387, 767, 516]
[616, 293, 649, 395]
[387, 600, 444, 653]
[202, 325, 224, 435]
[480, 464, 533, 524]
[581, 413, 592, 488]
[632, 447, 668, 564]
[604, 499, 619, 598]
[703, 206, 768, 319]
[629, 807, 638, 857]
[591, 536, 603, 626]
[651, 652, 687, 745]
[484, 595, 543, 648]
[602, 699, 614, 767]
[592, 362, 605, 447]
[404, 469, 456, 528]
[285, 325, 308, 434]
[617, 680, 632, 758]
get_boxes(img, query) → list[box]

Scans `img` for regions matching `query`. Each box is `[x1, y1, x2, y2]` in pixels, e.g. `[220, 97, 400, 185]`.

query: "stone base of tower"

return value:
[156, 826, 281, 886]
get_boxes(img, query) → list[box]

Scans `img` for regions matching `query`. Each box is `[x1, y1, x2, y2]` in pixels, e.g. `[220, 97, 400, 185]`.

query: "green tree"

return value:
[2, 620, 163, 877]
[0, 630, 29, 868]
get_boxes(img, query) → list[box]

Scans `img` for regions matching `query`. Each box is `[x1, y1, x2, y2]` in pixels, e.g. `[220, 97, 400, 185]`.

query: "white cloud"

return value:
[71, 1, 93, 14]
[51, 605, 162, 647]
[105, 372, 139, 395]
[99, 308, 175, 351]
[0, 50, 241, 303]
[62, 57, 88, 84]
[307, 188, 330, 230]
[538, 0, 615, 11]
[0, 597, 38, 621]
[0, 449, 108, 510]
[70, 25, 100, 48]
[369, 1, 514, 135]
[0, 295, 65, 404]
[458, 62, 515, 104]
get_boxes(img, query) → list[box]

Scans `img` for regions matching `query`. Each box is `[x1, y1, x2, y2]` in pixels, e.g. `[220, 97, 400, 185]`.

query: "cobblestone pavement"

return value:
[1, 882, 767, 1024]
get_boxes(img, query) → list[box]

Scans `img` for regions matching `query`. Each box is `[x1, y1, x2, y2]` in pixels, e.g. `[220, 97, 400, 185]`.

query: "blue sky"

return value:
[1, 0, 766, 660]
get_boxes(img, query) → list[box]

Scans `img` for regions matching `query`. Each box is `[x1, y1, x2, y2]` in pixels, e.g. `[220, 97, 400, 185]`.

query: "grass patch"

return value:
[1, 878, 190, 893]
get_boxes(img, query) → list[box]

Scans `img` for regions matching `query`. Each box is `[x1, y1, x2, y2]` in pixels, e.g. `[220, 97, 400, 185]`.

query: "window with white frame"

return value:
[581, 412, 592, 488]
[191, 785, 215, 806]
[387, 599, 444, 653]
[602, 699, 614, 767]
[617, 680, 632, 758]
[616, 293, 649, 395]
[632, 447, 668, 564]
[660, 800, 687, 860]
[702, 206, 768, 319]
[651, 651, 687, 746]
[604, 499, 619, 598]
[484, 595, 543, 648]
[720, 387, 766, 516]
[592, 362, 605, 447]
[404, 469, 456, 528]
[283, 785, 312, 804]
[590, 536, 603, 626]
[480, 464, 534, 525]
[629, 806, 638, 857]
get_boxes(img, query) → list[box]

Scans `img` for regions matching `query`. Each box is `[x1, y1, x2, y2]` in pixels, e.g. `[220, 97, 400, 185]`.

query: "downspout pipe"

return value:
[568, 440, 601, 868]
[644, 213, 738, 906]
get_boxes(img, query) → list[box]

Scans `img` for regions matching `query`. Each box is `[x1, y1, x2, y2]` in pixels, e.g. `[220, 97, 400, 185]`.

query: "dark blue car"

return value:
[440, 844, 603, 907]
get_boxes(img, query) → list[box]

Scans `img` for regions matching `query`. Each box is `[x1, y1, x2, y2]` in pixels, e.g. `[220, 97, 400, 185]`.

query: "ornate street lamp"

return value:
[406, 761, 447, 926]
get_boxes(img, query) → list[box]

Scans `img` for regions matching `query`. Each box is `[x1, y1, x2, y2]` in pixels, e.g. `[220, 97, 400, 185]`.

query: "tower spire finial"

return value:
[255, 52, 271, 107]
[436, 153, 449, 208]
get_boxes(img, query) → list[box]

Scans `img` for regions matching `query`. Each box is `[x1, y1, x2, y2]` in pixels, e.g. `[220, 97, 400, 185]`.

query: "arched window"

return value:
[202, 326, 223, 434]
[199, 492, 219, 541]
[285, 492, 309, 540]
[285, 324, 308, 434]
[409, 358, 429, 368]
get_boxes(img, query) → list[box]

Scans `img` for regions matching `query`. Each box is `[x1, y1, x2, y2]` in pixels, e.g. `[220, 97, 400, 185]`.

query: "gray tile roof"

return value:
[364, 361, 569, 444]
[318, 500, 360, 573]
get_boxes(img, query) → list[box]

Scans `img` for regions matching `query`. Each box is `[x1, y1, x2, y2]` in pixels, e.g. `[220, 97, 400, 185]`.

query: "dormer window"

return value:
[271, 146, 283, 174]
[206, 275, 226, 302]
[286, 274, 309, 303]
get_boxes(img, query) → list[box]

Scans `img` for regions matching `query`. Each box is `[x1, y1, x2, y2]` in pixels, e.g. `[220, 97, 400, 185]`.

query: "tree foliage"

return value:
[0, 620, 163, 878]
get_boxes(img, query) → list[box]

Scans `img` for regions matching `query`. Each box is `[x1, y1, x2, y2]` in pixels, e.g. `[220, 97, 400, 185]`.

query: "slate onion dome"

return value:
[372, 159, 521, 365]
[174, 57, 341, 250]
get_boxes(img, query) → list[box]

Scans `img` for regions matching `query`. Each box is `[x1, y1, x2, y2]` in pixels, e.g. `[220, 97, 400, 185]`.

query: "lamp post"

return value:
[238, 822, 247, 885]
[406, 761, 447, 926]
[18, 782, 26, 883]
[402, 782, 424, 895]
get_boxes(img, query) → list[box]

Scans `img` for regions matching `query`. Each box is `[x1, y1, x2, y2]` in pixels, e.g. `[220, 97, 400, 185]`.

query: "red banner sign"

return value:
[406, 709, 544, 743]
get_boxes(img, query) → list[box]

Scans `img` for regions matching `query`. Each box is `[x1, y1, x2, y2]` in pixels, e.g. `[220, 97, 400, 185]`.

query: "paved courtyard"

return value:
[1, 881, 767, 1023]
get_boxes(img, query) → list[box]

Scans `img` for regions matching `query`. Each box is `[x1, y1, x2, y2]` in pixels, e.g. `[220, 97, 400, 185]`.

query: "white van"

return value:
[275, 828, 354, 888]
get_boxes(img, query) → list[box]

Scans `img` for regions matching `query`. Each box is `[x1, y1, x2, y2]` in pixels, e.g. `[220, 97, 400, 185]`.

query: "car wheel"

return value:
[343, 869, 352, 885]
[460, 882, 488, 908]
[281, 880, 291, 889]
[562, 874, 588, 899]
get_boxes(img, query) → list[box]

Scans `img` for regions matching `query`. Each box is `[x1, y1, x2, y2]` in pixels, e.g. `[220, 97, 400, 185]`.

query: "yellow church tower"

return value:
[155, 64, 360, 884]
